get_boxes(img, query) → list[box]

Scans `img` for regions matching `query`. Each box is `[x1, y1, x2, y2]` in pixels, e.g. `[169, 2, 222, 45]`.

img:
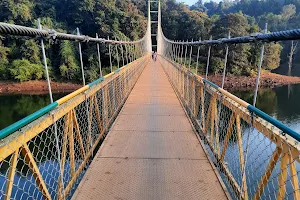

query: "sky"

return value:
[178, 0, 222, 6]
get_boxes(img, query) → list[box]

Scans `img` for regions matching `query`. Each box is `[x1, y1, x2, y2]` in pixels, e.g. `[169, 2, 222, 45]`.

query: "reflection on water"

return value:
[234, 84, 300, 132]
[0, 92, 71, 199]
[225, 84, 300, 199]
[273, 63, 300, 77]
[0, 93, 68, 130]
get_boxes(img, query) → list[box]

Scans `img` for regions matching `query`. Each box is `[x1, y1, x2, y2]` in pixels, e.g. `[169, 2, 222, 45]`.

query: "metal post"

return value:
[77, 28, 92, 156]
[172, 43, 176, 61]
[221, 32, 231, 89]
[169, 42, 172, 60]
[131, 44, 134, 63]
[169, 43, 172, 60]
[170, 43, 173, 60]
[171, 43, 175, 61]
[140, 42, 143, 58]
[108, 36, 113, 73]
[128, 43, 132, 63]
[174, 43, 177, 62]
[184, 40, 188, 66]
[134, 44, 137, 61]
[125, 40, 129, 66]
[177, 42, 180, 62]
[174, 41, 178, 62]
[196, 38, 201, 75]
[177, 41, 181, 63]
[205, 36, 212, 79]
[172, 43, 175, 61]
[77, 28, 86, 85]
[176, 41, 179, 63]
[189, 39, 193, 71]
[137, 42, 140, 59]
[39, 19, 65, 198]
[139, 43, 141, 59]
[181, 42, 184, 65]
[120, 43, 125, 67]
[115, 38, 120, 69]
[108, 36, 116, 111]
[133, 44, 135, 62]
[163, 42, 166, 58]
[114, 38, 121, 104]
[253, 23, 268, 107]
[96, 33, 103, 77]
[38, 19, 53, 103]
[138, 43, 142, 58]
[165, 42, 169, 59]
[240, 24, 268, 200]
[132, 44, 135, 61]
[138, 43, 141, 59]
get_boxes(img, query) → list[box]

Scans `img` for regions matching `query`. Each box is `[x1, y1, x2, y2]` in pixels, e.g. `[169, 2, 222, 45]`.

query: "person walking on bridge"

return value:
[153, 51, 157, 62]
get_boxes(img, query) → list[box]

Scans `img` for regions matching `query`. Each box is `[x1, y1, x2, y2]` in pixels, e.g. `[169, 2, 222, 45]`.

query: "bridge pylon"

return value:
[148, 0, 160, 52]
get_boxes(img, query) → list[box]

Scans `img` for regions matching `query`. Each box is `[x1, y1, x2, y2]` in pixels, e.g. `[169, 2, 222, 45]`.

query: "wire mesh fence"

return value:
[0, 55, 150, 200]
[159, 56, 300, 200]
[0, 8, 152, 198]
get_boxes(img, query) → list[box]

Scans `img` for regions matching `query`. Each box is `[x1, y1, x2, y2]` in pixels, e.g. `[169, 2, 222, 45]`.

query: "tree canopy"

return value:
[0, 0, 296, 82]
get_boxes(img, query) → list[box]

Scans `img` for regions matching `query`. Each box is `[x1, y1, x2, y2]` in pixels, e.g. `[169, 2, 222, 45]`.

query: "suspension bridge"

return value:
[0, 1, 300, 199]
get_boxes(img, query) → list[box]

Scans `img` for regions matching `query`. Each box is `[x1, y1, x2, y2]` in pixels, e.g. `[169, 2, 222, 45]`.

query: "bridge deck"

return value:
[72, 61, 228, 200]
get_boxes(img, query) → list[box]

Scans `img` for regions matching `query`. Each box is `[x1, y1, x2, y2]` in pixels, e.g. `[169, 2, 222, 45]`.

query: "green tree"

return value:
[0, 0, 292, 83]
[59, 40, 79, 80]
[281, 4, 296, 20]
[20, 40, 41, 64]
[190, 0, 207, 12]
[0, 40, 10, 79]
[161, 0, 212, 40]
[0, 0, 34, 24]
[211, 13, 251, 75]
[9, 59, 44, 82]
[263, 43, 282, 70]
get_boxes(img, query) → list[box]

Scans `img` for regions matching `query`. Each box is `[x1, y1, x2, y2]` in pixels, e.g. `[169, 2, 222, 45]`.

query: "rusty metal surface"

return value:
[130, 90, 176, 97]
[72, 158, 226, 200]
[121, 104, 184, 116]
[72, 61, 228, 200]
[98, 131, 206, 159]
[112, 115, 193, 132]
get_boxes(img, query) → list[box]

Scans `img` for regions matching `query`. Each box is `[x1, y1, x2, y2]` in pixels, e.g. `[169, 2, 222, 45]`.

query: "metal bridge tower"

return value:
[149, 0, 159, 52]
[156, 0, 164, 55]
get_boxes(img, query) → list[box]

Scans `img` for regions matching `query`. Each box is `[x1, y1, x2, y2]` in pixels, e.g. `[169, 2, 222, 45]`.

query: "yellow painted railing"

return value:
[160, 56, 300, 200]
[0, 55, 150, 200]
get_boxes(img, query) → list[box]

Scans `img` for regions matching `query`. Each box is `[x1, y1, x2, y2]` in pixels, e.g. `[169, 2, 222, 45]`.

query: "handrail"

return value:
[162, 55, 300, 142]
[161, 27, 300, 45]
[205, 79, 300, 141]
[0, 57, 146, 140]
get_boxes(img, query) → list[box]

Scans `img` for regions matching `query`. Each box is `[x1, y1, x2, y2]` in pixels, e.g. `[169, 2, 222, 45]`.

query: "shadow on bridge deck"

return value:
[72, 60, 228, 200]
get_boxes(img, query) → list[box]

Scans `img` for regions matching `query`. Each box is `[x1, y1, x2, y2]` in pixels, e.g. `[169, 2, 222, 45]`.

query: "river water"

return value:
[0, 93, 68, 130]
[1, 83, 299, 133]
[234, 84, 300, 133]
[231, 84, 300, 199]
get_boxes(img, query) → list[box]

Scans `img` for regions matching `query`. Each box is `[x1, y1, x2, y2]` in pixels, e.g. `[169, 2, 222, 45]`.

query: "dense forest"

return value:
[0, 0, 298, 83]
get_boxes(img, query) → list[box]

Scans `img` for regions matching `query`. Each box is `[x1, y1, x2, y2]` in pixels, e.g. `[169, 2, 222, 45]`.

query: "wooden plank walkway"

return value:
[72, 60, 228, 200]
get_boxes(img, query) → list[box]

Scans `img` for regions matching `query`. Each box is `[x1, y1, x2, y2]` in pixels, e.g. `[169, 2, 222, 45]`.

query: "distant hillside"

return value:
[0, 0, 297, 82]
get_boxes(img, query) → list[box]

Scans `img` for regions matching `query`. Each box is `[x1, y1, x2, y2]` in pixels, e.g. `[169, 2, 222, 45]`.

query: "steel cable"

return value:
[0, 22, 148, 44]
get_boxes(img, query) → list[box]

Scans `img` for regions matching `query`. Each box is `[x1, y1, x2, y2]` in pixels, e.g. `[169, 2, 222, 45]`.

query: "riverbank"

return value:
[0, 72, 300, 95]
[0, 80, 81, 95]
[207, 72, 300, 91]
